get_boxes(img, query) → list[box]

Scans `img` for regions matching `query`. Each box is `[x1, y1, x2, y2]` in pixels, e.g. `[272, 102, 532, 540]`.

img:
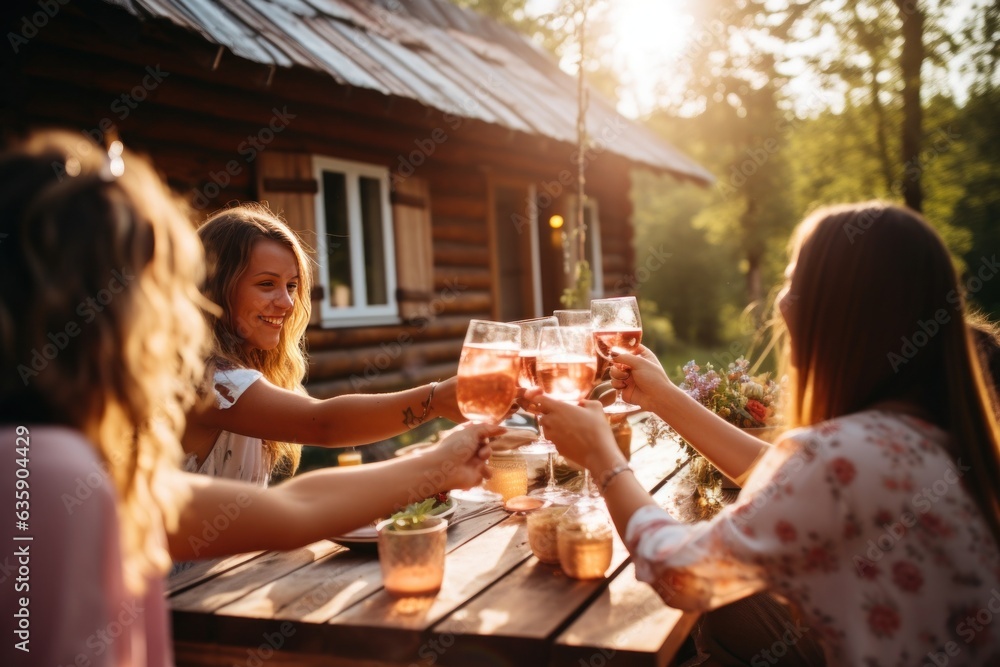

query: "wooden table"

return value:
[168, 421, 700, 667]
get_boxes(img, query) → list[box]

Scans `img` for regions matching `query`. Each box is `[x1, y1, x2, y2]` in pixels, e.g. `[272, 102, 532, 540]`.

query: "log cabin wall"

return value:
[5, 1, 638, 397]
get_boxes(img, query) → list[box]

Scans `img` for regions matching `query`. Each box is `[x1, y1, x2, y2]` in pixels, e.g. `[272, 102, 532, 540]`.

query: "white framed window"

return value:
[312, 156, 398, 327]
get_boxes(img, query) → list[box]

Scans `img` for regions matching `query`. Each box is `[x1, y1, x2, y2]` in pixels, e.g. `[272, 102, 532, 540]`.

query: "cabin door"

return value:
[490, 182, 551, 321]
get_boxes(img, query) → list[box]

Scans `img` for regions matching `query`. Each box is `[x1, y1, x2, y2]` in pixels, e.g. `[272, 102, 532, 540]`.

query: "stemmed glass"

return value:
[591, 296, 643, 415]
[536, 326, 598, 503]
[451, 319, 521, 504]
[513, 316, 576, 504]
[513, 317, 558, 455]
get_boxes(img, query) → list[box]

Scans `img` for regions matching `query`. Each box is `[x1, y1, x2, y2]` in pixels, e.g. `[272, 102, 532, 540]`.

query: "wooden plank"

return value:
[209, 505, 510, 624]
[551, 565, 699, 667]
[170, 540, 345, 613]
[434, 242, 490, 267]
[551, 466, 700, 667]
[430, 197, 488, 222]
[174, 635, 412, 667]
[429, 438, 688, 661]
[308, 338, 463, 379]
[174, 642, 410, 667]
[167, 551, 267, 595]
[304, 314, 469, 350]
[434, 267, 491, 291]
[432, 219, 488, 245]
[316, 518, 533, 663]
[307, 361, 460, 398]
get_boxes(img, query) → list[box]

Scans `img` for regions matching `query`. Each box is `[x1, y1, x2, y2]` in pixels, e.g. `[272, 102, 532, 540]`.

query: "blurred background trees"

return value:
[455, 0, 1000, 376]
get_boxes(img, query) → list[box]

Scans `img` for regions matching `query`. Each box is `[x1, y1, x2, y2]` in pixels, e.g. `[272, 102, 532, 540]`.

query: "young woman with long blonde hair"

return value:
[0, 131, 496, 667]
[533, 203, 1000, 665]
[181, 204, 471, 484]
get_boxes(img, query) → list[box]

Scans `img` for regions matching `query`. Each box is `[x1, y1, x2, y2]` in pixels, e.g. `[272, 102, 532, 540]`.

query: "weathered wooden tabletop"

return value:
[168, 421, 700, 667]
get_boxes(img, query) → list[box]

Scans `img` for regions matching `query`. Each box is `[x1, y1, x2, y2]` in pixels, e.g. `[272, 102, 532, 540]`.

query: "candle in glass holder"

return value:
[527, 506, 570, 564]
[484, 452, 527, 502]
[338, 451, 362, 466]
[557, 506, 613, 579]
[377, 517, 448, 596]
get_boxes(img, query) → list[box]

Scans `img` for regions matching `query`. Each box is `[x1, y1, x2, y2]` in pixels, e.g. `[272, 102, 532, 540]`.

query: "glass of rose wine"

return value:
[591, 296, 643, 415]
[452, 319, 521, 504]
[536, 326, 598, 503]
[513, 316, 575, 504]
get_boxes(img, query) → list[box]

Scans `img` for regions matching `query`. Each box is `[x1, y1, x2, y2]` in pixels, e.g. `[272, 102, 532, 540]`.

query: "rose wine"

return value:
[536, 353, 597, 402]
[457, 343, 519, 423]
[519, 352, 540, 389]
[593, 328, 642, 360]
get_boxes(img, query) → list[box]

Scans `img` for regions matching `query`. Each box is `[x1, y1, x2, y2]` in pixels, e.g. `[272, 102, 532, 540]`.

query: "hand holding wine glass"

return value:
[452, 320, 521, 503]
[591, 296, 643, 414]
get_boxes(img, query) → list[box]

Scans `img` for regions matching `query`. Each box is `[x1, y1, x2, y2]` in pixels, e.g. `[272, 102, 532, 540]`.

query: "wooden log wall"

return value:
[7, 0, 643, 398]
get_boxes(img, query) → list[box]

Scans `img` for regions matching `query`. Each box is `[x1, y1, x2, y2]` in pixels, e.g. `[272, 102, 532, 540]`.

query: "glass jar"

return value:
[527, 506, 570, 564]
[377, 516, 448, 596]
[557, 505, 613, 579]
[609, 413, 632, 461]
[484, 451, 528, 502]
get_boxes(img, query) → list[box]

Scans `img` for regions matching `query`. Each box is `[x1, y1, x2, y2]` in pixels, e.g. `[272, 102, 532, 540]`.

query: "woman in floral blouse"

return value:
[533, 202, 1000, 666]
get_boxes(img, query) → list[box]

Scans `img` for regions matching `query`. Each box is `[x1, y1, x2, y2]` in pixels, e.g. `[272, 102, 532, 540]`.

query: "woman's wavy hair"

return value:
[0, 130, 211, 593]
[197, 203, 313, 476]
[780, 201, 1000, 542]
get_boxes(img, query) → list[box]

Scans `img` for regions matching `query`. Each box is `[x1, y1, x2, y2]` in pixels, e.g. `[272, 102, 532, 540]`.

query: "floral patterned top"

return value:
[182, 366, 269, 487]
[626, 410, 1000, 666]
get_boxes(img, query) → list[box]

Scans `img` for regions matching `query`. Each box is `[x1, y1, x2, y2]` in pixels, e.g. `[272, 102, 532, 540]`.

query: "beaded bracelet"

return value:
[599, 463, 633, 494]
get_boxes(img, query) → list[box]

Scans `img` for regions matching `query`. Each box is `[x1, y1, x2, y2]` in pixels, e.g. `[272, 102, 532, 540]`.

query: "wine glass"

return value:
[536, 326, 598, 503]
[591, 296, 643, 415]
[452, 320, 521, 504]
[513, 316, 558, 454]
[513, 317, 575, 504]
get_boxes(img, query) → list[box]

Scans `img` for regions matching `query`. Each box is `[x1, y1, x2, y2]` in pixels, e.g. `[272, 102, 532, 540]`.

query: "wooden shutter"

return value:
[391, 177, 435, 322]
[255, 152, 322, 325]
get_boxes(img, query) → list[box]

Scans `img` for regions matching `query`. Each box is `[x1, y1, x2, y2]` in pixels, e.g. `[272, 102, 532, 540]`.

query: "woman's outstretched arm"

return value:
[188, 375, 471, 449]
[608, 347, 768, 484]
[165, 422, 500, 560]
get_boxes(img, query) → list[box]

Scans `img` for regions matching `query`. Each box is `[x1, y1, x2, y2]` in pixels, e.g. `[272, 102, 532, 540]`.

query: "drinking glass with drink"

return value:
[590, 296, 643, 415]
[536, 326, 598, 502]
[513, 317, 576, 504]
[451, 319, 521, 504]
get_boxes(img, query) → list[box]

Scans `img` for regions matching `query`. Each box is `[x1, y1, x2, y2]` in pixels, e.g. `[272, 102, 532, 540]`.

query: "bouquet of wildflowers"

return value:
[680, 357, 781, 428]
[672, 358, 782, 520]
